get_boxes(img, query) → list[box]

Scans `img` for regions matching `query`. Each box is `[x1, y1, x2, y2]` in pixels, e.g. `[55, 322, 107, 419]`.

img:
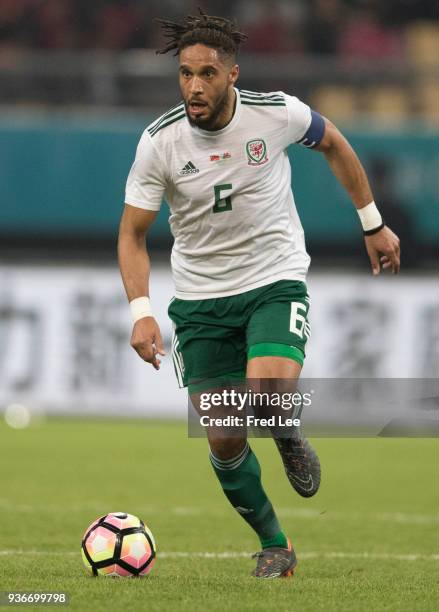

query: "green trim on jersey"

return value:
[241, 100, 286, 107]
[148, 112, 186, 137]
[148, 101, 184, 126]
[240, 90, 284, 101]
[239, 90, 286, 106]
[148, 103, 186, 137]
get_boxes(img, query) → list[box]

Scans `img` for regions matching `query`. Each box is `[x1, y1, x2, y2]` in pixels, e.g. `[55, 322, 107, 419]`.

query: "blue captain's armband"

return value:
[296, 110, 325, 149]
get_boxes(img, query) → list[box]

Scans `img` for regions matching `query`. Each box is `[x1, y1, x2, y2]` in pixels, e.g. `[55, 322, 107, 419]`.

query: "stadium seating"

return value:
[406, 22, 439, 66]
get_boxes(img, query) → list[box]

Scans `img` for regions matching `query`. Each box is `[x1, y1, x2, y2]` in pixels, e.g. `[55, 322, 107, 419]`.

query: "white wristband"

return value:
[357, 201, 383, 232]
[130, 297, 153, 323]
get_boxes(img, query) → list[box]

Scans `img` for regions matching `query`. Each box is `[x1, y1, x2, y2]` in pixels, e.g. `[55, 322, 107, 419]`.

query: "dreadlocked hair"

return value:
[155, 7, 247, 59]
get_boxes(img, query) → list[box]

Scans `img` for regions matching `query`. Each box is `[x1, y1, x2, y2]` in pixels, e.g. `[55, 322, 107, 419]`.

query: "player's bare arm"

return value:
[316, 118, 401, 275]
[118, 204, 165, 370]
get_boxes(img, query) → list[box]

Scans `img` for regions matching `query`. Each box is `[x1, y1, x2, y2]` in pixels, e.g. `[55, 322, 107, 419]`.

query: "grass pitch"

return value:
[0, 418, 438, 611]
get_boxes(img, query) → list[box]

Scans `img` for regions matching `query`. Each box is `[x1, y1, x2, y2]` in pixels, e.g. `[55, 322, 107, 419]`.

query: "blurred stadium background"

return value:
[1, 0, 439, 418]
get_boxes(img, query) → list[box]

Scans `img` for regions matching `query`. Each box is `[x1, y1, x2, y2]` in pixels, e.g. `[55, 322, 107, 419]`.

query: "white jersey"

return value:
[125, 88, 313, 299]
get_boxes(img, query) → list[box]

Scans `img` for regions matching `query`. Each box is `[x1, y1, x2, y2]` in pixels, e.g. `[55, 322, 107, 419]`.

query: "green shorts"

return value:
[168, 280, 310, 389]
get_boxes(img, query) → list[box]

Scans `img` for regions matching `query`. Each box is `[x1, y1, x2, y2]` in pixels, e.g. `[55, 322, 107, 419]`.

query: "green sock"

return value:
[210, 443, 288, 549]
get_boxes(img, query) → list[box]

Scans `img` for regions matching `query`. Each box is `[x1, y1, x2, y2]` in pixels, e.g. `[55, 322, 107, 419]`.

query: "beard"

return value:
[185, 86, 230, 131]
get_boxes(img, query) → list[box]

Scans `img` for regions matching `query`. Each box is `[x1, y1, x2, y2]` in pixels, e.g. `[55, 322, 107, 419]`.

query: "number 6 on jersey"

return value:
[213, 183, 233, 213]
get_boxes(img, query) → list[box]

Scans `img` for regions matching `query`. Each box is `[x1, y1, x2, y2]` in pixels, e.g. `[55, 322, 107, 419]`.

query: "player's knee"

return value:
[208, 436, 247, 461]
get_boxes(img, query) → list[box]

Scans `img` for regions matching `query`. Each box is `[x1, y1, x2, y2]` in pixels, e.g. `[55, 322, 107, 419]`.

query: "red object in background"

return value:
[338, 11, 404, 59]
[246, 22, 285, 53]
[97, 4, 139, 49]
[35, 0, 76, 49]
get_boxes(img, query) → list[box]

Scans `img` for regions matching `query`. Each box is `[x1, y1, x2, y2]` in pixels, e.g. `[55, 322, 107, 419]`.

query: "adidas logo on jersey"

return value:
[179, 161, 199, 176]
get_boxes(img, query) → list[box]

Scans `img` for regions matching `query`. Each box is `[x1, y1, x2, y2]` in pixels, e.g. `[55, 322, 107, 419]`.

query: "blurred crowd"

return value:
[1, 0, 438, 57]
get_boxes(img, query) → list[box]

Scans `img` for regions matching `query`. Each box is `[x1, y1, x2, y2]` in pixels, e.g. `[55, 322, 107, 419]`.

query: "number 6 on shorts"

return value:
[290, 301, 310, 339]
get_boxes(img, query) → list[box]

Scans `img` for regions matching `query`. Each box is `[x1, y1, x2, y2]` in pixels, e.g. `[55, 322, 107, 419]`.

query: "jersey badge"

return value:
[246, 139, 268, 166]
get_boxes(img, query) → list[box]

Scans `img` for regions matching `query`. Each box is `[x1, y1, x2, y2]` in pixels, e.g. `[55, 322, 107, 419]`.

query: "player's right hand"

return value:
[130, 317, 165, 370]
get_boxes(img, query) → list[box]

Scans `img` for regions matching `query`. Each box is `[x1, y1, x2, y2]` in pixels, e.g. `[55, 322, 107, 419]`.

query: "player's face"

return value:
[179, 44, 239, 130]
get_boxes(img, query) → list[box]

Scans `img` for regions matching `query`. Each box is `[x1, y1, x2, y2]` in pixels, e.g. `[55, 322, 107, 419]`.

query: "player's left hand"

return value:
[364, 226, 400, 275]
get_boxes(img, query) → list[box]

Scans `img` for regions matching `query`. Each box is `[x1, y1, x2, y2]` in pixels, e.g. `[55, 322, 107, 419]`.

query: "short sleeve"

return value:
[125, 130, 167, 211]
[284, 94, 312, 145]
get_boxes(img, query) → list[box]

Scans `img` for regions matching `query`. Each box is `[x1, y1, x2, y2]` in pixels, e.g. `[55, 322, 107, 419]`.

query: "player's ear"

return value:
[229, 64, 239, 86]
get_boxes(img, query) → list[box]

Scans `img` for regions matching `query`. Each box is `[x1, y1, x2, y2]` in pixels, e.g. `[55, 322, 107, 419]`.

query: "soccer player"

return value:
[118, 10, 400, 578]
